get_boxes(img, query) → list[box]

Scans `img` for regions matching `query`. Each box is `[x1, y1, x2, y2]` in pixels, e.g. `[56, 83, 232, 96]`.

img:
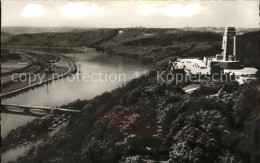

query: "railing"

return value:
[1, 103, 81, 113]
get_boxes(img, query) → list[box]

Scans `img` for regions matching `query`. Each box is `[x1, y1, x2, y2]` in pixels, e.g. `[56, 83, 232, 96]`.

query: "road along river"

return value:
[2, 47, 152, 137]
[1, 47, 152, 163]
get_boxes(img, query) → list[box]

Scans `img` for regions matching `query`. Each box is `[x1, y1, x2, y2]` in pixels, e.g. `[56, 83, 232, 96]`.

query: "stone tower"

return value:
[222, 27, 236, 61]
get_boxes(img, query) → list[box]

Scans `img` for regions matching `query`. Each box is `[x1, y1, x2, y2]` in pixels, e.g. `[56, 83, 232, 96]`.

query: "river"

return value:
[1, 47, 151, 162]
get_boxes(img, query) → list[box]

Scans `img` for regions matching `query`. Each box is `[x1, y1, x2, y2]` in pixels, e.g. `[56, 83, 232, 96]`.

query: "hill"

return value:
[95, 28, 222, 67]
[181, 27, 259, 35]
[236, 31, 259, 68]
[1, 32, 13, 39]
[1, 26, 98, 35]
[2, 28, 222, 67]
[2, 29, 118, 47]
[2, 28, 259, 69]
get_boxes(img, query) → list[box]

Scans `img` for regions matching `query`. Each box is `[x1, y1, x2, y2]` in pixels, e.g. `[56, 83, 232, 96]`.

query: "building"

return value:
[203, 27, 240, 69]
[169, 27, 258, 84]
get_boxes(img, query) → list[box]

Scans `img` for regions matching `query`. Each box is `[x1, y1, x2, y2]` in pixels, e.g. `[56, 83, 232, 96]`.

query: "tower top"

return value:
[224, 27, 236, 35]
[222, 27, 237, 61]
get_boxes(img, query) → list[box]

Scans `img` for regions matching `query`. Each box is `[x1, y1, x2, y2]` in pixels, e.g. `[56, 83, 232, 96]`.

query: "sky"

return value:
[2, 0, 259, 28]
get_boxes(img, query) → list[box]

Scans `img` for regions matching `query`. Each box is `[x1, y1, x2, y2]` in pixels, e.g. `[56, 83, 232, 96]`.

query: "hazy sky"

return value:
[2, 0, 259, 28]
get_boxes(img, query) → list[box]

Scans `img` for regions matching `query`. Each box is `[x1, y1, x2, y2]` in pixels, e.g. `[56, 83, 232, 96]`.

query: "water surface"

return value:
[2, 47, 151, 138]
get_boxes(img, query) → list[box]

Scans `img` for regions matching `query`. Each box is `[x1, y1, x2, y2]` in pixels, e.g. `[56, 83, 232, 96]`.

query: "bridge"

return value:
[1, 103, 81, 117]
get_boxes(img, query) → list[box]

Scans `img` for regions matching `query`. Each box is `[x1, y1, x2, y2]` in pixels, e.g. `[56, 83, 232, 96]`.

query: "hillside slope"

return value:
[1, 26, 98, 35]
[2, 29, 259, 68]
[2, 29, 259, 162]
[98, 29, 222, 66]
[2, 29, 118, 47]
[13, 74, 259, 162]
[2, 28, 222, 67]
[1, 32, 12, 39]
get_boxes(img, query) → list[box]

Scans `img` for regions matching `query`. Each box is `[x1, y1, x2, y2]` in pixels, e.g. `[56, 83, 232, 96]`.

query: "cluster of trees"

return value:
[16, 71, 259, 162]
[123, 31, 221, 47]
[237, 31, 259, 69]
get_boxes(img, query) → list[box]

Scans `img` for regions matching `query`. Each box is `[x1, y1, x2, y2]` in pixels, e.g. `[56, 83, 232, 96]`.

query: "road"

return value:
[1, 51, 77, 99]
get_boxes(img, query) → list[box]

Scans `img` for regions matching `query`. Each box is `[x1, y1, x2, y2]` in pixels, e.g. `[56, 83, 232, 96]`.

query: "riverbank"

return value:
[1, 52, 35, 76]
[1, 113, 72, 152]
[1, 50, 77, 99]
[3, 29, 259, 69]
[1, 49, 151, 157]
[1, 55, 259, 162]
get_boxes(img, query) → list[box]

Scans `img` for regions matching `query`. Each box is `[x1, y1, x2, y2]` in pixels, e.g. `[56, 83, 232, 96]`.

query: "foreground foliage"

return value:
[16, 73, 259, 162]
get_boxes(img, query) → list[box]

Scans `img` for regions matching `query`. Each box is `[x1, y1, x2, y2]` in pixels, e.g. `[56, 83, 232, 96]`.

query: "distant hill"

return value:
[2, 28, 221, 48]
[2, 28, 258, 68]
[1, 26, 98, 35]
[0, 28, 225, 67]
[1, 32, 12, 39]
[2, 29, 118, 47]
[97, 28, 222, 66]
[181, 27, 259, 35]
